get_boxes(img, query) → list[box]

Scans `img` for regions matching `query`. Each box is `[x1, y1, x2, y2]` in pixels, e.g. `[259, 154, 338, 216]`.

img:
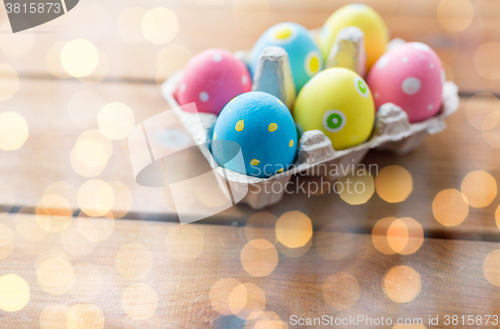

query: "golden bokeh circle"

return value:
[384, 266, 421, 303]
[142, 8, 179, 45]
[338, 169, 375, 205]
[475, 0, 500, 28]
[36, 194, 73, 233]
[122, 283, 159, 319]
[40, 304, 70, 329]
[0, 223, 15, 260]
[437, 0, 474, 31]
[0, 111, 29, 151]
[396, 217, 424, 255]
[469, 134, 500, 170]
[229, 283, 266, 320]
[323, 272, 360, 310]
[77, 212, 115, 242]
[375, 165, 413, 203]
[210, 278, 241, 315]
[246, 311, 288, 329]
[61, 220, 98, 258]
[387, 218, 409, 254]
[483, 249, 500, 286]
[461, 170, 497, 208]
[98, 102, 135, 140]
[77, 179, 115, 217]
[474, 42, 500, 80]
[75, 139, 109, 168]
[315, 224, 353, 261]
[432, 189, 469, 227]
[372, 217, 398, 255]
[61, 39, 99, 78]
[0, 274, 30, 312]
[37, 257, 75, 295]
[166, 225, 204, 261]
[116, 243, 153, 280]
[496, 204, 500, 229]
[67, 304, 105, 329]
[276, 237, 312, 258]
[245, 212, 278, 245]
[241, 239, 278, 277]
[0, 64, 20, 101]
[275, 211, 312, 248]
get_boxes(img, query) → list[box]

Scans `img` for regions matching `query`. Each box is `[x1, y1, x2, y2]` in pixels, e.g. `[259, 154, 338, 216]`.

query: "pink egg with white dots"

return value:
[367, 42, 445, 123]
[176, 48, 252, 115]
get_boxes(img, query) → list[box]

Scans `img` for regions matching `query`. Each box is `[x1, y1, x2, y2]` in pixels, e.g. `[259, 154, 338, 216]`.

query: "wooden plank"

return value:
[0, 0, 498, 94]
[1, 214, 500, 328]
[0, 78, 499, 236]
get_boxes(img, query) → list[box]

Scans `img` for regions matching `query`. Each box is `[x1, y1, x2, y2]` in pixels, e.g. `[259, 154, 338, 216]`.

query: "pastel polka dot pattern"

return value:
[177, 48, 251, 115]
[211, 92, 298, 178]
[367, 42, 444, 123]
[250, 22, 324, 92]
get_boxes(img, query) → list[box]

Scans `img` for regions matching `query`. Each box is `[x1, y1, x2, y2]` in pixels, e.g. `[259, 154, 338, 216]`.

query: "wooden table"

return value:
[1, 0, 500, 328]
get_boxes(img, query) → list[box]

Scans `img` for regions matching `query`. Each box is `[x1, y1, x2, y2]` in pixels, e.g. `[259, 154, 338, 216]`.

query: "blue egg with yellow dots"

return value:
[250, 22, 323, 93]
[211, 92, 298, 178]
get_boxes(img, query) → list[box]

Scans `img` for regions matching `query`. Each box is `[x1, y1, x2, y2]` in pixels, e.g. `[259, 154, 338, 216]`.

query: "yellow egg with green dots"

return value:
[293, 67, 375, 150]
[318, 4, 388, 70]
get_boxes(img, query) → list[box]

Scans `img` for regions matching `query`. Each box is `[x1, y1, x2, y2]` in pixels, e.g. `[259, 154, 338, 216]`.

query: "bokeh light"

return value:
[437, 0, 474, 31]
[46, 42, 72, 79]
[0, 22, 35, 57]
[75, 138, 109, 168]
[496, 204, 500, 229]
[61, 39, 99, 78]
[0, 64, 20, 101]
[40, 304, 70, 329]
[228, 283, 266, 320]
[338, 169, 375, 205]
[77, 179, 115, 217]
[475, 0, 500, 28]
[432, 189, 469, 226]
[37, 256, 75, 295]
[77, 49, 109, 85]
[241, 239, 278, 277]
[461, 170, 497, 208]
[246, 311, 288, 329]
[0, 223, 15, 260]
[142, 8, 179, 45]
[465, 93, 500, 131]
[384, 266, 421, 303]
[122, 283, 158, 319]
[98, 102, 135, 140]
[375, 165, 413, 203]
[275, 211, 312, 248]
[118, 7, 148, 44]
[232, 0, 270, 30]
[77, 212, 115, 242]
[15, 211, 48, 242]
[0, 112, 29, 151]
[322, 272, 359, 310]
[474, 42, 500, 80]
[36, 194, 73, 232]
[276, 237, 312, 258]
[166, 225, 204, 261]
[61, 221, 98, 258]
[372, 217, 399, 255]
[108, 181, 133, 219]
[116, 243, 153, 280]
[156, 44, 193, 85]
[315, 224, 353, 261]
[0, 274, 30, 312]
[483, 250, 500, 286]
[245, 212, 278, 245]
[210, 278, 241, 315]
[396, 217, 424, 255]
[67, 304, 105, 329]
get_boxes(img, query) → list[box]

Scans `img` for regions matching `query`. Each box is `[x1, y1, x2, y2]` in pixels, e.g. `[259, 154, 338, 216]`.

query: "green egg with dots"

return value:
[293, 68, 375, 150]
[211, 92, 298, 178]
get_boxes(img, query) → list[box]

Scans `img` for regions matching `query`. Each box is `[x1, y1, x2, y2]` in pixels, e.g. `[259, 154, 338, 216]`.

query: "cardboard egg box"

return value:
[161, 29, 460, 209]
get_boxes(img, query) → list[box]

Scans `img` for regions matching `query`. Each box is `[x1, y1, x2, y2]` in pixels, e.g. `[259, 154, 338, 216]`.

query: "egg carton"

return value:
[161, 42, 459, 210]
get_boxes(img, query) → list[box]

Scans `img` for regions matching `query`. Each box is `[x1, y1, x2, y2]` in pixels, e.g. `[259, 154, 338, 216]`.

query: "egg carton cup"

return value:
[161, 42, 459, 209]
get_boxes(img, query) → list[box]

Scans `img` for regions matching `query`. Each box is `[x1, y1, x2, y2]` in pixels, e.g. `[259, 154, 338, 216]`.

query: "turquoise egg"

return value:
[211, 92, 298, 178]
[250, 22, 324, 93]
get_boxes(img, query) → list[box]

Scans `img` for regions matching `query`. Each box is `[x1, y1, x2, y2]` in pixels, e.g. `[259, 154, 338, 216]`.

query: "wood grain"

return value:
[1, 214, 500, 328]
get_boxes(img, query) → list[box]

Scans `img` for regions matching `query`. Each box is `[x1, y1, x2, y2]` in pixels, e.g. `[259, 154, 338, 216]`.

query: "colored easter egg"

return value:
[367, 42, 444, 123]
[318, 4, 388, 71]
[250, 22, 324, 93]
[293, 67, 375, 151]
[211, 92, 298, 178]
[177, 48, 251, 115]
